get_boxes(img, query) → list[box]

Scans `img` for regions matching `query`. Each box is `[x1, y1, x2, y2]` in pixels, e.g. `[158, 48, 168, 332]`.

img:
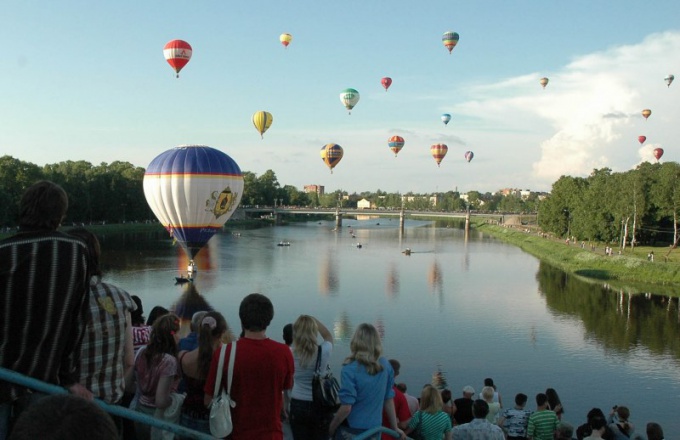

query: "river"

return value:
[100, 217, 680, 435]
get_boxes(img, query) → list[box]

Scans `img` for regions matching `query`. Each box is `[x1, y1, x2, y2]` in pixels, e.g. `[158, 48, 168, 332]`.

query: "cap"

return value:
[463, 385, 475, 394]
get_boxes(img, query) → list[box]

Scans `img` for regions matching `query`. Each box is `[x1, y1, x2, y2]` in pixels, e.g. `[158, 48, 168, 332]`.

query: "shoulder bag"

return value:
[312, 345, 341, 411]
[209, 342, 237, 437]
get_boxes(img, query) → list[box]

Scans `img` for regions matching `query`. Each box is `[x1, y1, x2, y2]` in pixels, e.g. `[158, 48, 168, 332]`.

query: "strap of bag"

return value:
[212, 343, 227, 400]
[226, 341, 236, 394]
[314, 345, 322, 374]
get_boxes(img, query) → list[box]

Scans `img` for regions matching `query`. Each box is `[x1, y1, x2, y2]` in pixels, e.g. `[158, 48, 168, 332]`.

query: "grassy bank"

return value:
[474, 221, 680, 296]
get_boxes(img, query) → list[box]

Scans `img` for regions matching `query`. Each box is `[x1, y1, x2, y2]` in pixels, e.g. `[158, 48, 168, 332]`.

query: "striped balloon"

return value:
[163, 40, 192, 78]
[143, 145, 243, 258]
[442, 31, 459, 54]
[320, 143, 344, 173]
[252, 111, 273, 139]
[339, 88, 360, 114]
[430, 144, 448, 167]
[388, 136, 405, 157]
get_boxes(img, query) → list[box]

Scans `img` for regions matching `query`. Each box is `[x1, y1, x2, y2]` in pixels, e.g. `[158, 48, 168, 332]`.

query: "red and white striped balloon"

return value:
[163, 40, 192, 78]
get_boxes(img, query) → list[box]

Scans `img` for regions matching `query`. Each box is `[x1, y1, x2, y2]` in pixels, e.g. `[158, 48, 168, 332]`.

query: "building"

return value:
[303, 184, 324, 196]
[357, 198, 372, 209]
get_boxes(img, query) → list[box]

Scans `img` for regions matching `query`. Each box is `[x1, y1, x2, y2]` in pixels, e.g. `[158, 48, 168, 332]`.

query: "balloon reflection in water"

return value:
[319, 252, 339, 296]
[386, 263, 400, 298]
[428, 261, 444, 302]
[176, 238, 219, 291]
[171, 283, 214, 336]
[374, 317, 386, 340]
[333, 312, 352, 343]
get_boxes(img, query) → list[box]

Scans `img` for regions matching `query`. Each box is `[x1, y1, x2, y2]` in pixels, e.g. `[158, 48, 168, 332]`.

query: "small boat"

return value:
[175, 276, 193, 285]
[402, 248, 412, 256]
[356, 243, 363, 249]
[277, 241, 291, 247]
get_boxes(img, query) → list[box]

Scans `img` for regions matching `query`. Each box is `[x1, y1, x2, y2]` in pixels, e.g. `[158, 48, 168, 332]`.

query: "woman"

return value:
[131, 296, 152, 355]
[546, 388, 564, 420]
[608, 406, 635, 440]
[289, 315, 334, 440]
[177, 311, 229, 436]
[328, 323, 405, 440]
[481, 386, 501, 424]
[131, 314, 181, 440]
[646, 422, 664, 440]
[405, 385, 452, 440]
[483, 378, 503, 408]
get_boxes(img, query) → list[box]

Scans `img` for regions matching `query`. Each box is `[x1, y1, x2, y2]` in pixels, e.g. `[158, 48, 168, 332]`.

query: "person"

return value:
[646, 422, 664, 440]
[281, 322, 293, 440]
[441, 389, 453, 417]
[177, 311, 229, 436]
[381, 360, 411, 440]
[556, 421, 575, 440]
[607, 406, 635, 440]
[483, 378, 503, 408]
[8, 394, 118, 440]
[451, 385, 475, 426]
[481, 386, 501, 424]
[451, 399, 505, 440]
[546, 388, 564, 420]
[499, 393, 532, 440]
[70, 228, 136, 434]
[527, 393, 559, 440]
[289, 315, 334, 440]
[405, 384, 452, 440]
[583, 417, 607, 440]
[179, 311, 209, 352]
[130, 314, 181, 440]
[396, 383, 420, 416]
[576, 408, 615, 440]
[131, 295, 152, 355]
[147, 306, 170, 326]
[283, 323, 293, 347]
[0, 181, 92, 440]
[328, 323, 405, 440]
[204, 293, 294, 440]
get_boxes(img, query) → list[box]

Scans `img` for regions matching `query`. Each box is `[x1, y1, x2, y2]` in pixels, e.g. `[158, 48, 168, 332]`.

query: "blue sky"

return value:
[2, 1, 680, 194]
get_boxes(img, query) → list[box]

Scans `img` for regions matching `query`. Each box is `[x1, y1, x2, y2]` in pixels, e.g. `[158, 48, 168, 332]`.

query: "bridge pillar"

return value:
[274, 211, 283, 226]
[335, 208, 342, 228]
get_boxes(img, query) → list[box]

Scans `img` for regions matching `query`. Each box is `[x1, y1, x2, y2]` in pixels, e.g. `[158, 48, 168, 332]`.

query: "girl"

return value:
[406, 385, 452, 440]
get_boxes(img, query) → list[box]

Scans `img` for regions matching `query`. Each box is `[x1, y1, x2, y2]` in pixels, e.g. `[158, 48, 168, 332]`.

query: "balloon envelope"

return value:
[441, 113, 451, 125]
[339, 88, 360, 113]
[665, 74, 674, 87]
[653, 148, 664, 160]
[163, 40, 192, 77]
[431, 144, 448, 167]
[638, 136, 646, 145]
[280, 33, 292, 47]
[143, 145, 243, 259]
[252, 111, 273, 139]
[320, 144, 344, 172]
[540, 77, 549, 89]
[464, 151, 474, 162]
[381, 77, 392, 91]
[388, 136, 405, 157]
[642, 109, 652, 120]
[442, 31, 459, 53]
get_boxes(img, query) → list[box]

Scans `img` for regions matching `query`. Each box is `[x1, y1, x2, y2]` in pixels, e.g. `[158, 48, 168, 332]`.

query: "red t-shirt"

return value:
[205, 338, 294, 440]
[382, 386, 412, 439]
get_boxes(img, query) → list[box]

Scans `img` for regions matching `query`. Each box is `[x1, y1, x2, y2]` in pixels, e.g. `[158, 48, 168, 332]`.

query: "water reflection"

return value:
[386, 263, 400, 298]
[334, 311, 352, 342]
[319, 252, 339, 296]
[170, 283, 215, 335]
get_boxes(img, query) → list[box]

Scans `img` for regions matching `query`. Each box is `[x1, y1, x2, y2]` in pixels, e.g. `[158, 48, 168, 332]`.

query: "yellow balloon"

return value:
[280, 33, 292, 48]
[252, 111, 273, 139]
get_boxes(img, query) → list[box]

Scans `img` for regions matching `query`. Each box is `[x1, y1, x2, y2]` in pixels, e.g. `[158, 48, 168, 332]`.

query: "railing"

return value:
[354, 426, 401, 439]
[0, 367, 215, 440]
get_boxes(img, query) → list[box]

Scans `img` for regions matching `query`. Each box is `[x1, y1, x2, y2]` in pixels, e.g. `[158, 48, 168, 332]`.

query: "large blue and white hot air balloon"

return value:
[143, 145, 243, 260]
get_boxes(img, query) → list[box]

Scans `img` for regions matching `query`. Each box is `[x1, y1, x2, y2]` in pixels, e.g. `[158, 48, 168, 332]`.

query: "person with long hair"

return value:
[177, 311, 230, 436]
[405, 384, 452, 440]
[289, 315, 334, 440]
[328, 323, 405, 440]
[131, 313, 181, 440]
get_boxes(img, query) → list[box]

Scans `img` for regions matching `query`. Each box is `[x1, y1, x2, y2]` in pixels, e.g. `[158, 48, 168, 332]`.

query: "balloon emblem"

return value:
[143, 145, 243, 260]
[381, 77, 392, 91]
[388, 136, 405, 157]
[464, 151, 474, 162]
[665, 74, 674, 88]
[320, 144, 344, 173]
[339, 88, 360, 114]
[441, 113, 452, 126]
[430, 144, 448, 167]
[252, 111, 273, 139]
[638, 136, 646, 145]
[540, 77, 549, 89]
[442, 31, 459, 54]
[641, 109, 652, 120]
[163, 40, 192, 78]
[653, 148, 664, 161]
[280, 33, 292, 48]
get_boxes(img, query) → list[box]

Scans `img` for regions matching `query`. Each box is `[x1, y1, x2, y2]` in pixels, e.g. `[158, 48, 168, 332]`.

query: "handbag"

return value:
[150, 392, 186, 440]
[209, 342, 237, 438]
[312, 345, 340, 411]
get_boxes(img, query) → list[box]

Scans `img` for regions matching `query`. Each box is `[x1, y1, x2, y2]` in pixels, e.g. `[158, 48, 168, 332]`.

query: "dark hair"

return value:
[396, 382, 407, 393]
[515, 393, 528, 406]
[147, 306, 169, 326]
[546, 388, 563, 414]
[590, 417, 607, 431]
[131, 296, 145, 326]
[239, 293, 273, 331]
[556, 422, 574, 439]
[197, 311, 228, 379]
[484, 378, 495, 388]
[143, 313, 180, 366]
[586, 408, 605, 421]
[283, 323, 293, 345]
[536, 393, 548, 407]
[441, 389, 451, 403]
[472, 399, 489, 419]
[9, 394, 117, 440]
[19, 180, 68, 230]
[67, 228, 102, 278]
[389, 359, 401, 376]
[646, 422, 664, 440]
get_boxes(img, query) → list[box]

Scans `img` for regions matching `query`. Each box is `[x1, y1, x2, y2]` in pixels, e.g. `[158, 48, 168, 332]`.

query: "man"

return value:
[527, 393, 559, 440]
[451, 399, 505, 440]
[499, 393, 532, 440]
[452, 385, 476, 426]
[204, 293, 294, 440]
[395, 383, 419, 416]
[381, 359, 411, 439]
[179, 310, 209, 351]
[0, 181, 92, 440]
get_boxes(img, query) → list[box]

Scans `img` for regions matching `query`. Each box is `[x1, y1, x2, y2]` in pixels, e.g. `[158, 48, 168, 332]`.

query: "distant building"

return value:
[357, 198, 372, 209]
[304, 185, 324, 196]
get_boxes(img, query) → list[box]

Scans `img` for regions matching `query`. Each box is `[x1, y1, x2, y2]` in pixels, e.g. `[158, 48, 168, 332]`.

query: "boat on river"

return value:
[277, 241, 291, 247]
[175, 276, 193, 285]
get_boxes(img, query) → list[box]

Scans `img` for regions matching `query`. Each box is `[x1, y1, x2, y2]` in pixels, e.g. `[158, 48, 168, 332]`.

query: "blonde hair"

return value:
[292, 315, 319, 368]
[343, 323, 383, 375]
[481, 386, 495, 402]
[419, 385, 444, 414]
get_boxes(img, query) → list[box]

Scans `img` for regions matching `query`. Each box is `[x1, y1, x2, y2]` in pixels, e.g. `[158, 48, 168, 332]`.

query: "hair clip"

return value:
[202, 316, 217, 329]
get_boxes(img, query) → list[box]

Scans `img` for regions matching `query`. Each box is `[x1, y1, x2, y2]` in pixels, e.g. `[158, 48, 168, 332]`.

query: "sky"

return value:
[2, 1, 680, 194]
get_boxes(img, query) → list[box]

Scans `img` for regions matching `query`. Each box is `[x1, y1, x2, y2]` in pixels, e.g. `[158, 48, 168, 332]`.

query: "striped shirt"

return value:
[79, 279, 136, 403]
[0, 231, 89, 403]
[408, 410, 452, 440]
[527, 409, 558, 440]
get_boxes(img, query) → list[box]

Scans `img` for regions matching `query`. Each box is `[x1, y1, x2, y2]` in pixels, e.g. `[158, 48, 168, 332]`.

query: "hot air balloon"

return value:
[665, 74, 674, 88]
[431, 144, 448, 167]
[280, 33, 292, 48]
[381, 77, 392, 91]
[320, 143, 344, 173]
[143, 145, 243, 261]
[642, 109, 652, 120]
[442, 31, 459, 54]
[653, 148, 664, 161]
[464, 151, 474, 162]
[163, 40, 192, 78]
[252, 111, 273, 139]
[441, 113, 452, 126]
[540, 77, 549, 89]
[638, 136, 646, 145]
[388, 136, 405, 157]
[339, 88, 360, 114]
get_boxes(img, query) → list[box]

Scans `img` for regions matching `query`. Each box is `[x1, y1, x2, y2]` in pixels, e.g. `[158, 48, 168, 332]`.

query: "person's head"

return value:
[472, 399, 489, 419]
[389, 359, 401, 377]
[9, 394, 117, 440]
[19, 180, 68, 231]
[589, 416, 607, 432]
[646, 422, 664, 440]
[197, 311, 228, 378]
[586, 408, 606, 422]
[556, 422, 574, 440]
[292, 315, 319, 367]
[131, 296, 145, 326]
[462, 385, 475, 398]
[239, 293, 274, 332]
[481, 386, 494, 402]
[345, 323, 383, 375]
[190, 311, 209, 333]
[484, 377, 496, 389]
[615, 406, 630, 422]
[546, 388, 561, 408]
[283, 323, 293, 346]
[515, 393, 528, 407]
[419, 384, 444, 414]
[441, 389, 452, 403]
[146, 306, 169, 326]
[67, 228, 102, 278]
[144, 313, 180, 364]
[396, 382, 407, 393]
[536, 393, 548, 408]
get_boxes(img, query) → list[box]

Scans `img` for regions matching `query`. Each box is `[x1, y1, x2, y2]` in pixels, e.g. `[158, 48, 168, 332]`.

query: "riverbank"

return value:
[474, 221, 680, 296]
